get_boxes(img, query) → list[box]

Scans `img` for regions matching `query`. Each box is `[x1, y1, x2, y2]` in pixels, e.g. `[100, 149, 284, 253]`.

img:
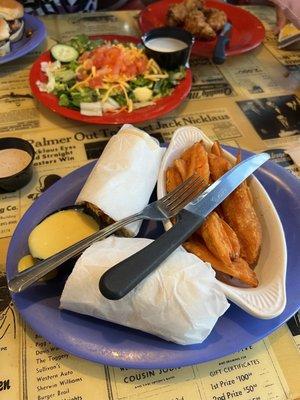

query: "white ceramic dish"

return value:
[157, 126, 287, 319]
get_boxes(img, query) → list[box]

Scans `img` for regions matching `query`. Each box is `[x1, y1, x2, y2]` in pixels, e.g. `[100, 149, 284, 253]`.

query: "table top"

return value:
[0, 5, 299, 400]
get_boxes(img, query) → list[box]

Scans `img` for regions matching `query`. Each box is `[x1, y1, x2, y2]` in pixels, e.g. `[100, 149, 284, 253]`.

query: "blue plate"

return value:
[0, 14, 46, 65]
[6, 147, 300, 369]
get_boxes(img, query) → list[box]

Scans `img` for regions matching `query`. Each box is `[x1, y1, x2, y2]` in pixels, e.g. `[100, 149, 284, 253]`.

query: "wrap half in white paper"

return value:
[76, 125, 165, 236]
[60, 237, 230, 345]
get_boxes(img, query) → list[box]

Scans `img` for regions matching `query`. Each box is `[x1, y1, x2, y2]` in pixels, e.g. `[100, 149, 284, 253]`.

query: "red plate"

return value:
[29, 35, 192, 125]
[139, 0, 265, 57]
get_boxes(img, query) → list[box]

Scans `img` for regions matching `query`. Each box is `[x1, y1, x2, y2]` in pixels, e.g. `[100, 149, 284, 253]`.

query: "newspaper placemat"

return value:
[0, 6, 299, 400]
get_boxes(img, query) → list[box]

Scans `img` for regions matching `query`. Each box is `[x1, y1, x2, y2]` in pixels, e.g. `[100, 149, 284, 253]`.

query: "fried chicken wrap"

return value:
[76, 125, 164, 236]
[60, 237, 230, 345]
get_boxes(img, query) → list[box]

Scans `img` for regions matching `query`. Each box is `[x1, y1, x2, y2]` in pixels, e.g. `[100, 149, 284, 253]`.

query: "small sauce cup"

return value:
[141, 27, 194, 70]
[0, 137, 35, 193]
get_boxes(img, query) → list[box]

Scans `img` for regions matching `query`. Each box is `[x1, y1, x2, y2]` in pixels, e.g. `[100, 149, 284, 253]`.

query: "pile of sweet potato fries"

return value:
[166, 141, 261, 288]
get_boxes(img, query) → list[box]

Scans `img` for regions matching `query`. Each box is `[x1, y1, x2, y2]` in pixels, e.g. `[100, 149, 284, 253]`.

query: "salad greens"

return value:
[67, 35, 104, 55]
[37, 35, 186, 115]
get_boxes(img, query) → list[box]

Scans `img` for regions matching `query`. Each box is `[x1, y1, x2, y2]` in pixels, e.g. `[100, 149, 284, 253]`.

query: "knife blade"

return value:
[212, 22, 232, 65]
[99, 152, 269, 300]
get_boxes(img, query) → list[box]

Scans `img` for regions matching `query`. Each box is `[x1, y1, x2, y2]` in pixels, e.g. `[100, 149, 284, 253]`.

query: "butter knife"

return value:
[99, 152, 269, 300]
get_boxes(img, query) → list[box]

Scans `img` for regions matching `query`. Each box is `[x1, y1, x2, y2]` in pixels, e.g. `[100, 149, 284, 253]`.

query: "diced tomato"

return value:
[107, 47, 121, 63]
[96, 66, 111, 77]
[80, 43, 150, 82]
[135, 56, 148, 74]
[89, 77, 103, 89]
[93, 52, 105, 69]
[125, 63, 138, 77]
[111, 61, 121, 76]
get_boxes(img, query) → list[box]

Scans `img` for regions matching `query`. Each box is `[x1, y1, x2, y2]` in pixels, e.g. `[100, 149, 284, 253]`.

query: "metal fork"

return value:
[8, 174, 205, 293]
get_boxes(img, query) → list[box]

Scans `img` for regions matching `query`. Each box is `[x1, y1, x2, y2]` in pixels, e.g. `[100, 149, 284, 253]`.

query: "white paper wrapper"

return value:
[60, 237, 230, 345]
[76, 125, 165, 236]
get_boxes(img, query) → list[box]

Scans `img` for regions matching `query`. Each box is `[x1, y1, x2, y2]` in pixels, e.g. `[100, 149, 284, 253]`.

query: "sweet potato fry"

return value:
[208, 144, 262, 266]
[181, 142, 210, 183]
[199, 212, 235, 265]
[174, 159, 187, 181]
[167, 139, 261, 285]
[215, 271, 256, 288]
[220, 219, 240, 260]
[222, 184, 262, 266]
[184, 240, 258, 288]
[210, 141, 223, 157]
[208, 153, 231, 181]
[166, 166, 182, 193]
[246, 182, 253, 204]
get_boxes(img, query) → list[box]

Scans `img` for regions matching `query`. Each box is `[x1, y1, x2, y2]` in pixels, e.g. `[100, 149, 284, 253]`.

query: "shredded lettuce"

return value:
[112, 94, 127, 107]
[67, 34, 104, 55]
[153, 67, 186, 98]
[59, 94, 70, 107]
[55, 69, 76, 82]
[129, 76, 152, 89]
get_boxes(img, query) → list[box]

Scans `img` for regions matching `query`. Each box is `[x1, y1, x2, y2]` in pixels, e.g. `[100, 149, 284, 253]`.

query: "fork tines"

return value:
[162, 174, 205, 214]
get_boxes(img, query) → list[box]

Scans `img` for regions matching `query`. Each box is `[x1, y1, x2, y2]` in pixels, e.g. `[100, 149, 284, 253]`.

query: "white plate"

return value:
[157, 126, 287, 319]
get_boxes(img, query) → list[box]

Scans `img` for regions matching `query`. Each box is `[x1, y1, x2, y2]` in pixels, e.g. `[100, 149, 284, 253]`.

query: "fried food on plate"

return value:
[208, 153, 231, 181]
[76, 125, 165, 237]
[166, 166, 183, 193]
[208, 142, 262, 266]
[184, 240, 258, 288]
[184, 11, 216, 39]
[220, 218, 240, 260]
[167, 3, 187, 27]
[166, 139, 261, 287]
[208, 141, 231, 180]
[222, 182, 262, 266]
[166, 141, 210, 191]
[166, 0, 228, 39]
[175, 158, 188, 181]
[210, 140, 223, 157]
[204, 8, 227, 32]
[199, 212, 238, 265]
[185, 0, 204, 11]
[181, 141, 210, 182]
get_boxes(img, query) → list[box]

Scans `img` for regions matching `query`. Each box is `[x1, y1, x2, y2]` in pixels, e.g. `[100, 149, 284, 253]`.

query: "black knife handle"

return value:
[212, 35, 229, 65]
[99, 209, 204, 300]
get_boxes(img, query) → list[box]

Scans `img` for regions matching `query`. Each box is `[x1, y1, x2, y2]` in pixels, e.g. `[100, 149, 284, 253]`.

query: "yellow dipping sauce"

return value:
[18, 254, 58, 280]
[28, 209, 99, 259]
[18, 254, 37, 271]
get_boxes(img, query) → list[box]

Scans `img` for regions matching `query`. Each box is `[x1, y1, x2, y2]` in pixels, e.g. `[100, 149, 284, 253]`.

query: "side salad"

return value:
[37, 35, 186, 115]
